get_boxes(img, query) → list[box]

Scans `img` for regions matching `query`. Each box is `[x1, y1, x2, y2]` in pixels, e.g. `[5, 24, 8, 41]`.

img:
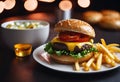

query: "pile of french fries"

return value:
[74, 38, 120, 71]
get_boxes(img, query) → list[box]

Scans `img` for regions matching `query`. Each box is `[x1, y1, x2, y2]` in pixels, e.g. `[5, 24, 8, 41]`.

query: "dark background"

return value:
[0, 0, 120, 20]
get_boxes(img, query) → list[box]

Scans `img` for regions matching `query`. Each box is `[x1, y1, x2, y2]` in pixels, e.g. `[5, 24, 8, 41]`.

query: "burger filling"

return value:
[44, 31, 97, 58]
[44, 37, 97, 58]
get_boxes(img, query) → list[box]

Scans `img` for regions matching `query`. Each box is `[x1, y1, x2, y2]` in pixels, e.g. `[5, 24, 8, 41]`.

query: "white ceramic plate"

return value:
[33, 44, 120, 73]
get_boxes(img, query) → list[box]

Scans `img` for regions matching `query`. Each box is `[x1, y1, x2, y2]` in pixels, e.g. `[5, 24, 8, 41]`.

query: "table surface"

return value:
[0, 17, 120, 82]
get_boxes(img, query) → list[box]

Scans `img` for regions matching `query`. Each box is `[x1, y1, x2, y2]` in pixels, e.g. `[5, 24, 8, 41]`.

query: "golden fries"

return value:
[101, 38, 107, 47]
[100, 38, 120, 53]
[91, 62, 97, 70]
[107, 44, 119, 47]
[94, 52, 100, 59]
[73, 38, 120, 72]
[108, 47, 120, 53]
[86, 57, 95, 68]
[74, 61, 80, 71]
[103, 54, 112, 64]
[112, 53, 120, 63]
[96, 53, 102, 70]
[83, 57, 95, 71]
[82, 52, 103, 71]
[96, 43, 115, 60]
[110, 59, 116, 67]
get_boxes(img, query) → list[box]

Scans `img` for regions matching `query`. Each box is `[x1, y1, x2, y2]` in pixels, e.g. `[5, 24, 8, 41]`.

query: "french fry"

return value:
[103, 54, 112, 64]
[107, 43, 120, 48]
[81, 62, 86, 67]
[95, 43, 102, 51]
[108, 47, 120, 53]
[96, 53, 102, 70]
[94, 52, 100, 59]
[86, 57, 95, 68]
[81, 62, 90, 71]
[103, 53, 116, 67]
[107, 48, 116, 53]
[97, 43, 115, 60]
[110, 60, 116, 67]
[83, 57, 95, 71]
[100, 38, 107, 47]
[112, 53, 120, 63]
[82, 62, 89, 71]
[74, 61, 80, 71]
[101, 55, 106, 64]
[91, 62, 97, 70]
[83, 67, 89, 71]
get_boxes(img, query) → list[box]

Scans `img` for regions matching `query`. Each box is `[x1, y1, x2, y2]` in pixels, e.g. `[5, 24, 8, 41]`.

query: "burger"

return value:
[82, 11, 103, 24]
[101, 10, 120, 18]
[44, 19, 97, 64]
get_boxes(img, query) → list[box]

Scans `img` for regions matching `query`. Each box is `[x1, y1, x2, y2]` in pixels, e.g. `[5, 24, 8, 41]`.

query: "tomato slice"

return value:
[59, 31, 90, 42]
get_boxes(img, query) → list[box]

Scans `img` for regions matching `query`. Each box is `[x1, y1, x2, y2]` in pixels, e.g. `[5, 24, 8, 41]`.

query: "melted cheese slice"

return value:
[51, 37, 93, 51]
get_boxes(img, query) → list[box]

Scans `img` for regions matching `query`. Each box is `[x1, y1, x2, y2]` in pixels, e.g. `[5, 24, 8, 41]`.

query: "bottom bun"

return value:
[50, 52, 93, 64]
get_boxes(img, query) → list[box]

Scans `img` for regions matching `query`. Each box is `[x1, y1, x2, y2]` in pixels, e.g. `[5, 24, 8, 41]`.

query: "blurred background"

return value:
[0, 0, 120, 24]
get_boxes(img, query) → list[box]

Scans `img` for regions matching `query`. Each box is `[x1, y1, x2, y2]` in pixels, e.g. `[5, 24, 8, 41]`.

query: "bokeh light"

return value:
[78, 0, 90, 8]
[4, 0, 16, 10]
[24, 0, 38, 11]
[0, 0, 91, 14]
[59, 0, 72, 11]
[0, 1, 4, 13]
[38, 0, 55, 3]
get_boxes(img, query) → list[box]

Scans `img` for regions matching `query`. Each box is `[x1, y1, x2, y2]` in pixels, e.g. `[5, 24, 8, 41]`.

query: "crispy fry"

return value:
[110, 60, 116, 67]
[81, 62, 89, 71]
[86, 57, 95, 68]
[100, 38, 107, 47]
[107, 44, 119, 48]
[82, 57, 95, 71]
[97, 43, 115, 60]
[94, 52, 100, 59]
[91, 62, 97, 70]
[103, 54, 116, 67]
[83, 67, 89, 71]
[74, 61, 80, 71]
[108, 47, 120, 53]
[103, 54, 112, 64]
[112, 53, 120, 63]
[102, 59, 106, 64]
[95, 43, 102, 51]
[107, 49, 116, 53]
[81, 62, 86, 67]
[96, 53, 102, 70]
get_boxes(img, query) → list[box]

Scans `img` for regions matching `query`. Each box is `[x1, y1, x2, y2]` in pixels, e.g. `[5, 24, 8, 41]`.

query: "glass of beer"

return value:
[14, 43, 32, 57]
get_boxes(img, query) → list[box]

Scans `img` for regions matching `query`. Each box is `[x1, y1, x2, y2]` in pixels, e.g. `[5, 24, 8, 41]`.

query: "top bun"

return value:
[54, 19, 95, 38]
